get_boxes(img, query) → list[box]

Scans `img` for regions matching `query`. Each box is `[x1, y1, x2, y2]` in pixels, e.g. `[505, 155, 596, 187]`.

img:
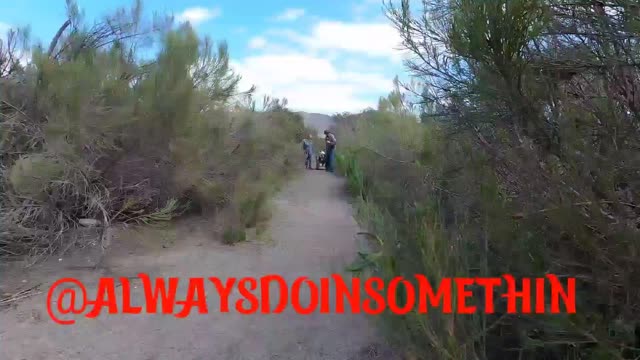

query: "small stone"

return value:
[78, 219, 102, 227]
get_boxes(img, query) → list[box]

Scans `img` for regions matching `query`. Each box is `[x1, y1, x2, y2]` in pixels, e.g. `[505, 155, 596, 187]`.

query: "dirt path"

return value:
[0, 171, 393, 360]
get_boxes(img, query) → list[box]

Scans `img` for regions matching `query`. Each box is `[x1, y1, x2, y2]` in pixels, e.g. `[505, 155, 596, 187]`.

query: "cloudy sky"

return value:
[0, 0, 407, 114]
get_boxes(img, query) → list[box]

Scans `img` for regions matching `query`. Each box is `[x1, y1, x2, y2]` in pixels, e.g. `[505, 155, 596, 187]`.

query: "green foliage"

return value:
[0, 0, 306, 260]
[238, 190, 270, 228]
[222, 226, 246, 245]
[337, 153, 365, 197]
[8, 154, 65, 199]
[339, 0, 640, 357]
[450, 0, 546, 78]
[377, 76, 409, 114]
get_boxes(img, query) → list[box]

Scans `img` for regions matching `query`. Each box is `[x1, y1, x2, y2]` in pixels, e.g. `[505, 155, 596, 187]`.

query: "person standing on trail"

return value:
[324, 130, 337, 173]
[302, 134, 314, 169]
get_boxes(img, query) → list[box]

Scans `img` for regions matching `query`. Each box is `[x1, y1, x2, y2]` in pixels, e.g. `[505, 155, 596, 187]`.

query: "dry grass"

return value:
[0, 283, 42, 309]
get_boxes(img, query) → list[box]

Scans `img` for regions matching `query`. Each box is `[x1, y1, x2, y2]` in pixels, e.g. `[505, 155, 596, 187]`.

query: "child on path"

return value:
[302, 134, 314, 169]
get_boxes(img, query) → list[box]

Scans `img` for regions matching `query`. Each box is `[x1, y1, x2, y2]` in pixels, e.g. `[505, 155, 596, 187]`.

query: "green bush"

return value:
[338, 10, 640, 350]
[222, 226, 246, 245]
[239, 191, 270, 228]
[8, 154, 65, 199]
[0, 0, 309, 260]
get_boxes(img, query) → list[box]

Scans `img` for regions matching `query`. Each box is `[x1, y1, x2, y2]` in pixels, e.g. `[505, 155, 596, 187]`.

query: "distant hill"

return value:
[298, 112, 334, 136]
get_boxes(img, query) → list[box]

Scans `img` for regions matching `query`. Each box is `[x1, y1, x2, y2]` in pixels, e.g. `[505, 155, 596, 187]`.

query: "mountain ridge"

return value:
[297, 111, 334, 136]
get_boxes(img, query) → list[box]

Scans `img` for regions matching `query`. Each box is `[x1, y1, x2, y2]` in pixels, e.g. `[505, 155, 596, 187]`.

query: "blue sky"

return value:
[0, 0, 408, 114]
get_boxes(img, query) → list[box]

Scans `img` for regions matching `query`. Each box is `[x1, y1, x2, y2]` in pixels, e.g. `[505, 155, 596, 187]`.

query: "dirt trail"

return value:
[0, 171, 393, 360]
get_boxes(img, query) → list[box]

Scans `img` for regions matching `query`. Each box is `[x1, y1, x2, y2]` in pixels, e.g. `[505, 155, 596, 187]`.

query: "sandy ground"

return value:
[0, 171, 395, 360]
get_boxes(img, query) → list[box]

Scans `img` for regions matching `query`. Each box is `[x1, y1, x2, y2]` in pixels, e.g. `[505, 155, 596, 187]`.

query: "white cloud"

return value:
[232, 52, 393, 114]
[18, 53, 31, 67]
[231, 15, 406, 113]
[175, 7, 221, 25]
[341, 72, 391, 91]
[274, 8, 306, 22]
[248, 36, 267, 49]
[271, 21, 403, 61]
[277, 83, 374, 114]
[0, 22, 10, 34]
[237, 54, 337, 85]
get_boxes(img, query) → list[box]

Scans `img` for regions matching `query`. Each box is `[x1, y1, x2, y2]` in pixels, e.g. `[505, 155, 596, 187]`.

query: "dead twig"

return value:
[355, 146, 416, 164]
[513, 200, 640, 219]
[0, 283, 42, 308]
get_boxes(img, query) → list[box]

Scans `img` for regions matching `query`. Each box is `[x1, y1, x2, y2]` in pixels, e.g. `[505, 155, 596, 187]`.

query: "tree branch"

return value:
[47, 20, 72, 58]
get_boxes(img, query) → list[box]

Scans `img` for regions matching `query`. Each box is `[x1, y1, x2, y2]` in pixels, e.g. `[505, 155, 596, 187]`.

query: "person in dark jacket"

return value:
[323, 130, 336, 172]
